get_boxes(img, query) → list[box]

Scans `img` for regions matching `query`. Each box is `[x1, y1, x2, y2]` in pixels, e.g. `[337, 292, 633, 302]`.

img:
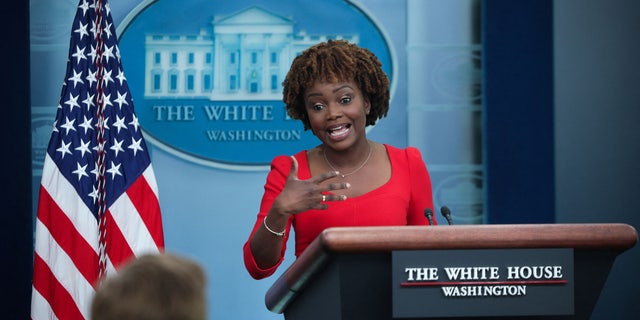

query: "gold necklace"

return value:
[323, 142, 373, 178]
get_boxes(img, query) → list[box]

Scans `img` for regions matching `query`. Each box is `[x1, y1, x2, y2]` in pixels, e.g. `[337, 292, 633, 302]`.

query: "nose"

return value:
[326, 103, 342, 119]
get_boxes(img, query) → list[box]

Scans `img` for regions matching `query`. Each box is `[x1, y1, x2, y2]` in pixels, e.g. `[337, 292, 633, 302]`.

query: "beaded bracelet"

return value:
[263, 216, 285, 237]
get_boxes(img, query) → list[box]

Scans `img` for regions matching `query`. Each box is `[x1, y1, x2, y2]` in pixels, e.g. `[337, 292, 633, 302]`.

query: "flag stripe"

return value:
[32, 254, 84, 320]
[33, 220, 94, 320]
[37, 186, 98, 284]
[143, 165, 160, 197]
[30, 285, 60, 320]
[40, 155, 100, 250]
[127, 167, 164, 247]
[104, 209, 137, 268]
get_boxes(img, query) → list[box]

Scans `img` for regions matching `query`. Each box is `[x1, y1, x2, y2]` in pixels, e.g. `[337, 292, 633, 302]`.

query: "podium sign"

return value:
[392, 248, 574, 318]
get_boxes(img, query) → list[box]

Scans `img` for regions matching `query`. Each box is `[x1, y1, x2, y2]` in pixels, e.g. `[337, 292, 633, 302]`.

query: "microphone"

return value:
[440, 206, 453, 225]
[423, 208, 434, 225]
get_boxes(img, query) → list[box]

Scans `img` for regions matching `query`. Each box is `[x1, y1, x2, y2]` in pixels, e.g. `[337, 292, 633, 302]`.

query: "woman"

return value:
[243, 40, 436, 280]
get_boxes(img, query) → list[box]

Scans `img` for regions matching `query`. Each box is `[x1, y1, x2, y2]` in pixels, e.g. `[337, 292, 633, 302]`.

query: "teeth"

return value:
[329, 125, 349, 136]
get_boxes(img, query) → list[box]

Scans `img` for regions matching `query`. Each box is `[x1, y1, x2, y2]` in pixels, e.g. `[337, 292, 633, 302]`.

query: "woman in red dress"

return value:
[243, 40, 436, 279]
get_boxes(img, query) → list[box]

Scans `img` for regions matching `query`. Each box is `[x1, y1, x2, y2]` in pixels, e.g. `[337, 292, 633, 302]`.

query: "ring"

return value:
[322, 194, 327, 202]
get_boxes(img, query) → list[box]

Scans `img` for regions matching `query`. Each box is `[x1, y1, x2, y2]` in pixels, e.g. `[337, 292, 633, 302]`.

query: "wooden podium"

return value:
[265, 223, 637, 319]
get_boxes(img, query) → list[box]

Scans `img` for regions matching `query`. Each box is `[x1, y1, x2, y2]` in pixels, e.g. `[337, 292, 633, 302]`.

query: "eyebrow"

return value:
[333, 84, 353, 93]
[305, 84, 354, 99]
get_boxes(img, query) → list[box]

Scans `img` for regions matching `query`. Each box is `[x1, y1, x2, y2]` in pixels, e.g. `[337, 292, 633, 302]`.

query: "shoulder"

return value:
[269, 150, 309, 174]
[405, 146, 424, 162]
[270, 155, 291, 172]
[272, 150, 306, 163]
[384, 144, 424, 163]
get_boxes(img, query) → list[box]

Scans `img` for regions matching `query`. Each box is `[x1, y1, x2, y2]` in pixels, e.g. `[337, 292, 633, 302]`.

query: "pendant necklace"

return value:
[323, 142, 373, 178]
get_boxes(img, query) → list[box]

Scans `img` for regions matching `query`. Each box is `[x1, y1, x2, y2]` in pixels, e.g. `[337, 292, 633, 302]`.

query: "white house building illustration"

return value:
[144, 6, 359, 101]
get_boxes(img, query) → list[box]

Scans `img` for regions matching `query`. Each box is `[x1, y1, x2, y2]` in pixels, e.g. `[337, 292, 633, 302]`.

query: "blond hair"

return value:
[91, 253, 207, 320]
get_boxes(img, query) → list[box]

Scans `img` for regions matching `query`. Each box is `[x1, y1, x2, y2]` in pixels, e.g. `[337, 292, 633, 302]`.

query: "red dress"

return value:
[243, 144, 435, 279]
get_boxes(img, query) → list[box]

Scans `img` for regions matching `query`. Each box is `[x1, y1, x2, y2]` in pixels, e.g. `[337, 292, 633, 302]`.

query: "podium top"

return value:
[313, 223, 638, 252]
[266, 223, 637, 313]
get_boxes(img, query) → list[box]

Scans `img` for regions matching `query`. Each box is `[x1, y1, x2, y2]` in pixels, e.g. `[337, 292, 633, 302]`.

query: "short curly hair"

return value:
[282, 39, 390, 131]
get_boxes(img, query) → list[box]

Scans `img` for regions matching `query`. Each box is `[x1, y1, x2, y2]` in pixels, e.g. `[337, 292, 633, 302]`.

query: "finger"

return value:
[320, 193, 348, 203]
[287, 156, 299, 180]
[311, 170, 340, 184]
[313, 194, 345, 210]
[327, 182, 351, 192]
[315, 203, 329, 210]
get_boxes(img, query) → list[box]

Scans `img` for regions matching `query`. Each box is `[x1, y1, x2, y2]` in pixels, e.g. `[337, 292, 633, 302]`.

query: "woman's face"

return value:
[304, 80, 370, 150]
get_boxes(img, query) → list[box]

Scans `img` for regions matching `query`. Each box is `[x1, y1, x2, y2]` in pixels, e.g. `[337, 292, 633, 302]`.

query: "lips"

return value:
[327, 124, 351, 139]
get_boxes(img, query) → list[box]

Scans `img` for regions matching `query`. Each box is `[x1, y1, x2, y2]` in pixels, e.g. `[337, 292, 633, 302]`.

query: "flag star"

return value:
[86, 69, 97, 88]
[115, 68, 126, 85]
[112, 115, 127, 134]
[74, 21, 89, 40]
[128, 137, 144, 156]
[114, 91, 129, 109]
[102, 69, 114, 87]
[52, 119, 59, 133]
[60, 116, 77, 135]
[72, 45, 86, 65]
[88, 184, 99, 204]
[64, 93, 81, 111]
[78, 0, 90, 16]
[110, 138, 125, 157]
[82, 93, 95, 111]
[102, 93, 113, 110]
[67, 69, 84, 88]
[104, 22, 113, 39]
[107, 161, 122, 179]
[93, 141, 103, 154]
[90, 20, 98, 38]
[90, 162, 100, 179]
[75, 139, 92, 157]
[87, 45, 97, 64]
[128, 114, 140, 132]
[72, 162, 89, 181]
[98, 116, 110, 131]
[56, 141, 73, 159]
[79, 116, 94, 134]
[103, 45, 115, 63]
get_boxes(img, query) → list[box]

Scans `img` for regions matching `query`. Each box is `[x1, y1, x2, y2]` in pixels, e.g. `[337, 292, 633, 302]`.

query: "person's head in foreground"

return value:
[91, 252, 207, 320]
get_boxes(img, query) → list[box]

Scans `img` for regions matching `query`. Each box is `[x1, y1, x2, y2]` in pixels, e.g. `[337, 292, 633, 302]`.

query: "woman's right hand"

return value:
[250, 156, 350, 270]
[270, 156, 350, 218]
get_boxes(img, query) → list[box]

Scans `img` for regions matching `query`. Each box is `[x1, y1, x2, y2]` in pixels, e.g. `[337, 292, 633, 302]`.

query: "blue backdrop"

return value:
[21, 0, 639, 319]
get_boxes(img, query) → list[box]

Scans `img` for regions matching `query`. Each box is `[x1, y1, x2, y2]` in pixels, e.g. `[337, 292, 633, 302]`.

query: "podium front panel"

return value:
[392, 248, 574, 318]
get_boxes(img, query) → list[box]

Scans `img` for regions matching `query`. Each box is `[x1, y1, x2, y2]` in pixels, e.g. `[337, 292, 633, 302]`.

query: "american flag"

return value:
[31, 0, 164, 319]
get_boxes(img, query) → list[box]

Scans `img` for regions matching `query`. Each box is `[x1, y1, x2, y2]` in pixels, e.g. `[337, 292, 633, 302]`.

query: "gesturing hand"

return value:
[271, 156, 350, 217]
